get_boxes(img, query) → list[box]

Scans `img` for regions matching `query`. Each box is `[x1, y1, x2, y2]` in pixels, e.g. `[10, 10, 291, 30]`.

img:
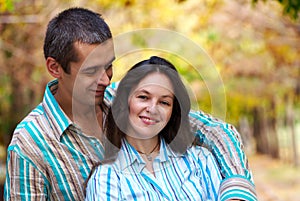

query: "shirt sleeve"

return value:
[4, 151, 49, 201]
[189, 110, 257, 201]
[85, 165, 120, 201]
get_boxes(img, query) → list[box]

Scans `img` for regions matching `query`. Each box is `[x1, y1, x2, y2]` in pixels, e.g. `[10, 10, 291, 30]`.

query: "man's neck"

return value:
[74, 108, 104, 141]
[54, 89, 104, 141]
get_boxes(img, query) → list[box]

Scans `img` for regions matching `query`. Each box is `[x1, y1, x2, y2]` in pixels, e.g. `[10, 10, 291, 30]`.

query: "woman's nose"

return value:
[146, 103, 158, 114]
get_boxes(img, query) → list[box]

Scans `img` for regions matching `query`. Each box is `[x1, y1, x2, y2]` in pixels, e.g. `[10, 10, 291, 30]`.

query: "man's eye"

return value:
[81, 69, 96, 75]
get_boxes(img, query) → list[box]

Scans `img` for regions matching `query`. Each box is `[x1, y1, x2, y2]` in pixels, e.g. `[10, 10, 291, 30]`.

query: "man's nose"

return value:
[97, 71, 110, 86]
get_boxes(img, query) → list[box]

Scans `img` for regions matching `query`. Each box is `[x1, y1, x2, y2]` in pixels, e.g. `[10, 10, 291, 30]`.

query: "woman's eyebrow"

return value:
[135, 89, 173, 98]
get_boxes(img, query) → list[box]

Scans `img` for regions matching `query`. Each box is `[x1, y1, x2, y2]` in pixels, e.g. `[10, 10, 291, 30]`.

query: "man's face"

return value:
[60, 39, 115, 108]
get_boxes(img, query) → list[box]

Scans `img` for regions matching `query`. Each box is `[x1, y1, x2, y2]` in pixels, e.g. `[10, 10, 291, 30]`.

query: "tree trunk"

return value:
[253, 106, 269, 154]
[267, 98, 279, 158]
[287, 97, 299, 167]
[239, 116, 254, 154]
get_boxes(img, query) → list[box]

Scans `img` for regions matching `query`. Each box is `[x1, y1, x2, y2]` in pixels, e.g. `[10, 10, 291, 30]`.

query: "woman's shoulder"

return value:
[91, 162, 119, 180]
[183, 145, 221, 176]
[188, 144, 211, 154]
[186, 145, 214, 162]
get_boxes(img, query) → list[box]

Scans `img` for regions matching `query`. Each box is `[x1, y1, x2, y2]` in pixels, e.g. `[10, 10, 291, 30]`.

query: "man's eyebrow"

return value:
[80, 65, 98, 72]
[104, 57, 115, 70]
[81, 57, 115, 71]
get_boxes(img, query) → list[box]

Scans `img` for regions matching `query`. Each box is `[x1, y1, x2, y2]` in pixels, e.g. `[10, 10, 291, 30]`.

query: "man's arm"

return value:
[4, 150, 49, 201]
[189, 110, 257, 201]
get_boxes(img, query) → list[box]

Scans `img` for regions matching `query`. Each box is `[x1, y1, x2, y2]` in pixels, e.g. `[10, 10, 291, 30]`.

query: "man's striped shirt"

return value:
[5, 80, 105, 200]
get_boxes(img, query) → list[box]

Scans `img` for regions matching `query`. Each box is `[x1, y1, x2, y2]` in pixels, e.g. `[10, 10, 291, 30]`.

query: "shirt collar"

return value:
[157, 139, 181, 162]
[117, 139, 145, 171]
[42, 80, 73, 140]
[117, 138, 181, 171]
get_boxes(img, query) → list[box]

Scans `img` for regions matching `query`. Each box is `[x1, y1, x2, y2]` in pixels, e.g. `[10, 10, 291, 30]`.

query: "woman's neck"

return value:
[125, 135, 160, 155]
[126, 135, 160, 176]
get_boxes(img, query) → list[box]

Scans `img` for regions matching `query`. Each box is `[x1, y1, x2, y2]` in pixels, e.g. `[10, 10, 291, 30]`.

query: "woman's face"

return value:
[127, 72, 174, 140]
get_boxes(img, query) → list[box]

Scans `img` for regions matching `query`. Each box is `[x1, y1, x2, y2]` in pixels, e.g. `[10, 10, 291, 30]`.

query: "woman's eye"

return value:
[137, 95, 148, 100]
[161, 101, 171, 106]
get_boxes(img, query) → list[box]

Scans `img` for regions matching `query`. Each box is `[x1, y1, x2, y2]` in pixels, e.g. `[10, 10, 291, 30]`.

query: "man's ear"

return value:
[46, 57, 62, 78]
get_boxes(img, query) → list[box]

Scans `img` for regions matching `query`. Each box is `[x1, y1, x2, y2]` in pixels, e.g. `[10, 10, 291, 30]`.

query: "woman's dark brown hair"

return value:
[104, 56, 194, 161]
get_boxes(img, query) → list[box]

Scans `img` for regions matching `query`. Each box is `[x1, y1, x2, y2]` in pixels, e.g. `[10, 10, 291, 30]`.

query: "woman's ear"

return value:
[46, 57, 62, 78]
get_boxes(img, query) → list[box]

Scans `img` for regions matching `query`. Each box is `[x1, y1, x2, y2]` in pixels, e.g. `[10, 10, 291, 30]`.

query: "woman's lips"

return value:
[140, 116, 158, 125]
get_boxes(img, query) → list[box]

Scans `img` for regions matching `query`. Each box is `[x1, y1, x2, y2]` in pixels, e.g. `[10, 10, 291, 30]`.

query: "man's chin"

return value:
[75, 96, 102, 105]
[94, 96, 104, 105]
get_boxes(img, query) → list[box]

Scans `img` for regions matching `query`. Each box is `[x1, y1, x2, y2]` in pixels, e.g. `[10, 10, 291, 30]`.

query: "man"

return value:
[4, 7, 256, 201]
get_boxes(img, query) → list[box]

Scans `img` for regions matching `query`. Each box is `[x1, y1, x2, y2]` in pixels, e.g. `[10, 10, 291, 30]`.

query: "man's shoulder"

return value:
[15, 103, 45, 128]
[189, 110, 236, 129]
[9, 103, 46, 147]
[104, 82, 118, 105]
[7, 102, 58, 170]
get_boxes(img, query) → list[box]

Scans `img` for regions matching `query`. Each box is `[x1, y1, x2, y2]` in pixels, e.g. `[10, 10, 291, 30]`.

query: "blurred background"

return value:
[0, 0, 299, 200]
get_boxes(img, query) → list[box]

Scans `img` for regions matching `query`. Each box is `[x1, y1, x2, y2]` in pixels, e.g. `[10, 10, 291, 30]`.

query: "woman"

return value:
[85, 56, 222, 201]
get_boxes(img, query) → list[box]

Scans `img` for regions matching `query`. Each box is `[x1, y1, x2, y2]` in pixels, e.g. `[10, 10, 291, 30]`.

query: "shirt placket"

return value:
[139, 160, 172, 201]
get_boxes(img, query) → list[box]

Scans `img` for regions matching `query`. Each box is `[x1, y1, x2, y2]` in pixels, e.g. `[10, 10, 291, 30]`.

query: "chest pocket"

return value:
[178, 155, 209, 201]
